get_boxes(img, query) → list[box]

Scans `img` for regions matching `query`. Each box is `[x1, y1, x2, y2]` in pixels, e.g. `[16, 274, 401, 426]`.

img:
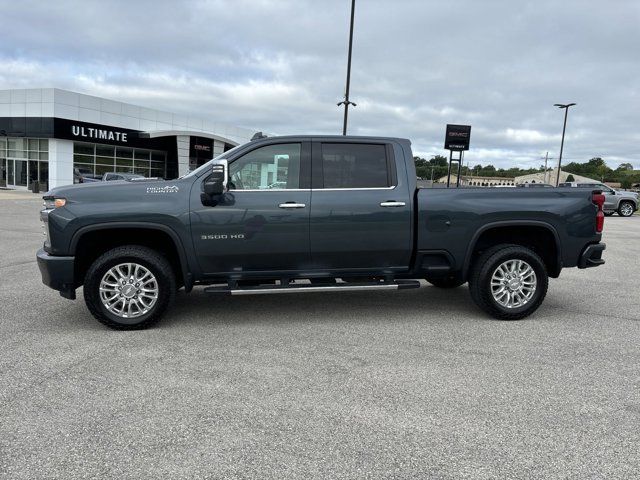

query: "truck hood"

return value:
[45, 178, 188, 201]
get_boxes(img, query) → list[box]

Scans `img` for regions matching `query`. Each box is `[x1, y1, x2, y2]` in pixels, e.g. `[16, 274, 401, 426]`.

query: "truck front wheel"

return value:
[83, 246, 176, 330]
[468, 244, 548, 320]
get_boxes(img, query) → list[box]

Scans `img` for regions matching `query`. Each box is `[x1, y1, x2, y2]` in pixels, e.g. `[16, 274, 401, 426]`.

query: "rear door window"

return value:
[320, 143, 393, 188]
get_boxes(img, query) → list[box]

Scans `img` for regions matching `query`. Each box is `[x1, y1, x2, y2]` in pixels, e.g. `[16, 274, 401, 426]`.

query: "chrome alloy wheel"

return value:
[490, 259, 537, 309]
[99, 263, 159, 318]
[620, 202, 634, 217]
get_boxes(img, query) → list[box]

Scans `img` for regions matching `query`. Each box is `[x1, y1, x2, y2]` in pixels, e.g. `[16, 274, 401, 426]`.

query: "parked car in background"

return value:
[516, 183, 554, 188]
[101, 172, 163, 182]
[557, 182, 638, 217]
[73, 167, 101, 184]
[102, 172, 146, 182]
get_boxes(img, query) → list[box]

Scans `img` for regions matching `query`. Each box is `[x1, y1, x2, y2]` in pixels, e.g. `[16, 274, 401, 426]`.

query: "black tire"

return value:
[426, 277, 465, 288]
[604, 212, 614, 217]
[83, 245, 176, 330]
[617, 201, 635, 217]
[468, 244, 548, 320]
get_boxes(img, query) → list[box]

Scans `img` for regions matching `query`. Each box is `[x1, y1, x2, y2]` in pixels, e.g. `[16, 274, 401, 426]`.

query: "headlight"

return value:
[42, 219, 50, 243]
[43, 197, 66, 209]
[40, 197, 64, 250]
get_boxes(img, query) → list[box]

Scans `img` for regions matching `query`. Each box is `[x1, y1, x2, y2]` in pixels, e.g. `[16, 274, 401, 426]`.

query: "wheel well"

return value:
[73, 228, 184, 287]
[469, 225, 560, 277]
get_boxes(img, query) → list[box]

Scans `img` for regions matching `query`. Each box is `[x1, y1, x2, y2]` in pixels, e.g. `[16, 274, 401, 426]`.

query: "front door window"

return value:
[229, 143, 302, 190]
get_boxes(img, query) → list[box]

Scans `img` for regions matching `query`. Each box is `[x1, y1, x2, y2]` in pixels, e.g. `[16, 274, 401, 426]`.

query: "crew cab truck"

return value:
[37, 136, 606, 329]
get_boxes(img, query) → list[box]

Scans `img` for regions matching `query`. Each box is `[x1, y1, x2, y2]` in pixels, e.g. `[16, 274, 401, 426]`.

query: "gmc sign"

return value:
[444, 124, 471, 151]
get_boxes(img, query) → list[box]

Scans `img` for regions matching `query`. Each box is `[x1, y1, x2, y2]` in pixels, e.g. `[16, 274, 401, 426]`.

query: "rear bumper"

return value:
[36, 248, 76, 299]
[578, 243, 606, 269]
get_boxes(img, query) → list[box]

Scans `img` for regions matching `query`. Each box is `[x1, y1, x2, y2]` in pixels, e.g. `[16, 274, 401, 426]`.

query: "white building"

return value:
[436, 174, 515, 186]
[0, 88, 258, 189]
[515, 168, 598, 185]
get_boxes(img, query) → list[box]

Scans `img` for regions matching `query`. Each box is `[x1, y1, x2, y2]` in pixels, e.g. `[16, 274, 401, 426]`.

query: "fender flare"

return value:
[617, 198, 637, 210]
[462, 220, 562, 279]
[69, 222, 194, 291]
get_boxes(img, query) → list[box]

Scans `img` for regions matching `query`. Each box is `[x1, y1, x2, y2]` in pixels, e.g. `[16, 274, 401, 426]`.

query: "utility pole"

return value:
[337, 0, 357, 135]
[540, 152, 555, 184]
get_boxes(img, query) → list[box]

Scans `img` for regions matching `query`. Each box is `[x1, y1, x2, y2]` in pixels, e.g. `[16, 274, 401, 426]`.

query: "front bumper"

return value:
[578, 243, 606, 269]
[36, 248, 76, 299]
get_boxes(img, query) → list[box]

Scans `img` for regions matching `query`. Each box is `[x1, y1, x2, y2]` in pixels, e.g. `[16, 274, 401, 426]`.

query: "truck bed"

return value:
[415, 187, 602, 273]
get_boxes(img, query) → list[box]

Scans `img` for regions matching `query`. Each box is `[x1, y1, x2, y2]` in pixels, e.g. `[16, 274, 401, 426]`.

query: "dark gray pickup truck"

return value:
[37, 135, 606, 329]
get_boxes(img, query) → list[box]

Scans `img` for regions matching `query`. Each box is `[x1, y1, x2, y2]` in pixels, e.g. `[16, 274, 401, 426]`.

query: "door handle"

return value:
[278, 202, 306, 209]
[380, 201, 406, 207]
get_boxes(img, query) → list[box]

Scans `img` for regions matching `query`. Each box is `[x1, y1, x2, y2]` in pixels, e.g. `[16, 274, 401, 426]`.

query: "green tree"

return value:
[413, 156, 427, 168]
[564, 157, 614, 181]
[565, 174, 575, 182]
[617, 163, 633, 171]
[429, 155, 448, 167]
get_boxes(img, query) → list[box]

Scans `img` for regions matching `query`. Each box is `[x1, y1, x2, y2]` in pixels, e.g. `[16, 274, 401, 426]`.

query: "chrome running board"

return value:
[204, 280, 420, 296]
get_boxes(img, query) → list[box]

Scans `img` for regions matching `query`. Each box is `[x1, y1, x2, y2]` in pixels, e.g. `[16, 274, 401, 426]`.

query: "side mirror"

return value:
[203, 160, 228, 196]
[201, 160, 228, 206]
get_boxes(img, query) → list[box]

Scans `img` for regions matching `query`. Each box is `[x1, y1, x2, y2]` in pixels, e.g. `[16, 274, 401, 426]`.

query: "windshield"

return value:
[181, 144, 245, 179]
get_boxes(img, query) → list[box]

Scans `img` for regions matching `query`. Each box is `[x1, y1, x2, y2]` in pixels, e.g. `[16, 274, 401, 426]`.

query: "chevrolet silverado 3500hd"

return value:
[37, 136, 606, 329]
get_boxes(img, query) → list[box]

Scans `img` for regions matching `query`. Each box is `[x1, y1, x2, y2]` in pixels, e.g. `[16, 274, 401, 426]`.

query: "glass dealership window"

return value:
[73, 142, 166, 178]
[0, 137, 49, 187]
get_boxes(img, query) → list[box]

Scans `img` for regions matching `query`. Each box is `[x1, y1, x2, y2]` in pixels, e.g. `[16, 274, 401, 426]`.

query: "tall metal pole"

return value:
[554, 103, 576, 186]
[556, 109, 568, 186]
[338, 0, 356, 135]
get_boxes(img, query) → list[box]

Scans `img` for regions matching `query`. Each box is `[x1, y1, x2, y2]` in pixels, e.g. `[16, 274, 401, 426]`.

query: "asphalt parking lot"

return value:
[0, 190, 638, 479]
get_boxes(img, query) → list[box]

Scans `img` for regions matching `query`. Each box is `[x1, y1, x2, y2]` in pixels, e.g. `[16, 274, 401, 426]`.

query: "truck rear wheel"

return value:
[468, 244, 548, 320]
[83, 245, 176, 330]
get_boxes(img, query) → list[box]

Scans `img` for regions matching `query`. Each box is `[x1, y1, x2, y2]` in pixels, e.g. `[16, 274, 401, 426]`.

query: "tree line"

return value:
[562, 158, 638, 187]
[414, 155, 639, 187]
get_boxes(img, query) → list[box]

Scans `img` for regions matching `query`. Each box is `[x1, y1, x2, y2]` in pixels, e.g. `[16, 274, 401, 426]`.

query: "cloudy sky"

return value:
[2, 0, 639, 169]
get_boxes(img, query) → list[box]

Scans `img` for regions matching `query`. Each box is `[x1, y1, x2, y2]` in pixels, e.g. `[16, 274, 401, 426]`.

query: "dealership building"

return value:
[0, 88, 258, 189]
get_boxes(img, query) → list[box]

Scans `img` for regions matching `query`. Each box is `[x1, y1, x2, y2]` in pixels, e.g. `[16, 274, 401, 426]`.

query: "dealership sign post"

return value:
[444, 124, 471, 188]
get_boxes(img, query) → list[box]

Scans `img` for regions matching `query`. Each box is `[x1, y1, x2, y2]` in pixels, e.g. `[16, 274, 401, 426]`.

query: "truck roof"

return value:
[250, 135, 411, 144]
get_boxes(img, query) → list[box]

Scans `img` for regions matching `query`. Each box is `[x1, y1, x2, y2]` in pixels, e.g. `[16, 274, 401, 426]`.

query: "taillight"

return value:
[592, 192, 605, 233]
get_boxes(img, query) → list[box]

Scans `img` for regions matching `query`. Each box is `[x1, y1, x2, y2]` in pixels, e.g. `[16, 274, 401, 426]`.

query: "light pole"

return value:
[337, 0, 357, 135]
[553, 103, 576, 186]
